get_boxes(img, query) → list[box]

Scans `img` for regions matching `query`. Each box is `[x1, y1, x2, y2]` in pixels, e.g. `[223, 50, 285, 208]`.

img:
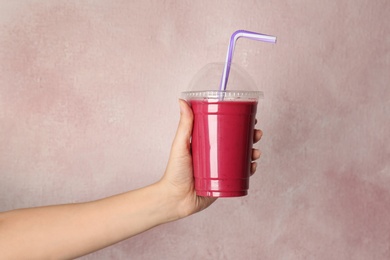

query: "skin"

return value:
[0, 100, 263, 259]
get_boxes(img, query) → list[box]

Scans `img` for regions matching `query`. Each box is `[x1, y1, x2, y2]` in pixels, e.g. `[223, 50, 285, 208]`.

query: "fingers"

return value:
[252, 149, 261, 161]
[250, 162, 257, 176]
[251, 148, 261, 176]
[253, 129, 263, 143]
[251, 125, 262, 176]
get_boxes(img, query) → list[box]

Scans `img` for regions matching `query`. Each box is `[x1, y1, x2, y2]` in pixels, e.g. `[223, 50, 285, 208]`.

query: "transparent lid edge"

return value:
[181, 90, 264, 100]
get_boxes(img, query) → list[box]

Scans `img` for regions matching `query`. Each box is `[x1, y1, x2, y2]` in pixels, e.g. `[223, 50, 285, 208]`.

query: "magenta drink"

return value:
[183, 91, 261, 197]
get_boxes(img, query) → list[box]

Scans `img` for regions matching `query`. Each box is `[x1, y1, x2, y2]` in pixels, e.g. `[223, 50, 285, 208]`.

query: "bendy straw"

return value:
[219, 30, 277, 91]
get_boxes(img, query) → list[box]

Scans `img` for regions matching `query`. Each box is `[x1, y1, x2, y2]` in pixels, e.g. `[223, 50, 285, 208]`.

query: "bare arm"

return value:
[0, 100, 262, 259]
[0, 183, 179, 259]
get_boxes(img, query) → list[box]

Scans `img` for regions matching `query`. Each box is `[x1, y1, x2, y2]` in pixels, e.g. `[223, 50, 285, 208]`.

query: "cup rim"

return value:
[181, 90, 263, 101]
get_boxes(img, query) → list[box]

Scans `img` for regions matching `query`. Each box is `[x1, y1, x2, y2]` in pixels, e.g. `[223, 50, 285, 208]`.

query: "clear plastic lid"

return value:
[183, 63, 263, 102]
[181, 90, 263, 101]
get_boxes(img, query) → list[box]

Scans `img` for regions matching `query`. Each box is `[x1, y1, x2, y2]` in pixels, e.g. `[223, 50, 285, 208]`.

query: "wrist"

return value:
[153, 180, 193, 223]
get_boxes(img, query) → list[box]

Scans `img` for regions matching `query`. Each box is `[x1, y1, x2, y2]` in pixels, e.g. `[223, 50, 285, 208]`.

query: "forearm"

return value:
[0, 182, 178, 259]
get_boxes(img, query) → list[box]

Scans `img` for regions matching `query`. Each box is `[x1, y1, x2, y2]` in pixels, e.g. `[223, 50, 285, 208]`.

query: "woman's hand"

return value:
[159, 100, 263, 219]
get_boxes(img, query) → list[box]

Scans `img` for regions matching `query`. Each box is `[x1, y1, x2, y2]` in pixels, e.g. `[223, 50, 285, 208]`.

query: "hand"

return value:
[251, 119, 263, 175]
[159, 100, 263, 219]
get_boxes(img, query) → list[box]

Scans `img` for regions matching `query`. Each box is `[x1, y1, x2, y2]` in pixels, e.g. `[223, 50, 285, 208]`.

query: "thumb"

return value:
[171, 99, 194, 155]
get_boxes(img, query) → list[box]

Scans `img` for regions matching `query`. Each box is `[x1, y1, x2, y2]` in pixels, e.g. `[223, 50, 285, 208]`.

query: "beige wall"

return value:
[1, 1, 389, 259]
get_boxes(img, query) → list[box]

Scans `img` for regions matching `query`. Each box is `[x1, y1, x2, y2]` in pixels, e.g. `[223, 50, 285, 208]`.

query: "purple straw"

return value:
[219, 30, 277, 91]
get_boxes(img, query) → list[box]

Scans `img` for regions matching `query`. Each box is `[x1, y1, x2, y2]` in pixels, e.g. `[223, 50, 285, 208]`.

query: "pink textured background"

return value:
[1, 1, 389, 259]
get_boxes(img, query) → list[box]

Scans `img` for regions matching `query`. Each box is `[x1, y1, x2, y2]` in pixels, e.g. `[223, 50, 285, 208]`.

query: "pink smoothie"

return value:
[190, 100, 258, 197]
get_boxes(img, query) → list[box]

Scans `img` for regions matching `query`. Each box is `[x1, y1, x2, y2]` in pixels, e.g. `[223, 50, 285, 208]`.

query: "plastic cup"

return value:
[182, 90, 262, 197]
[180, 29, 275, 197]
